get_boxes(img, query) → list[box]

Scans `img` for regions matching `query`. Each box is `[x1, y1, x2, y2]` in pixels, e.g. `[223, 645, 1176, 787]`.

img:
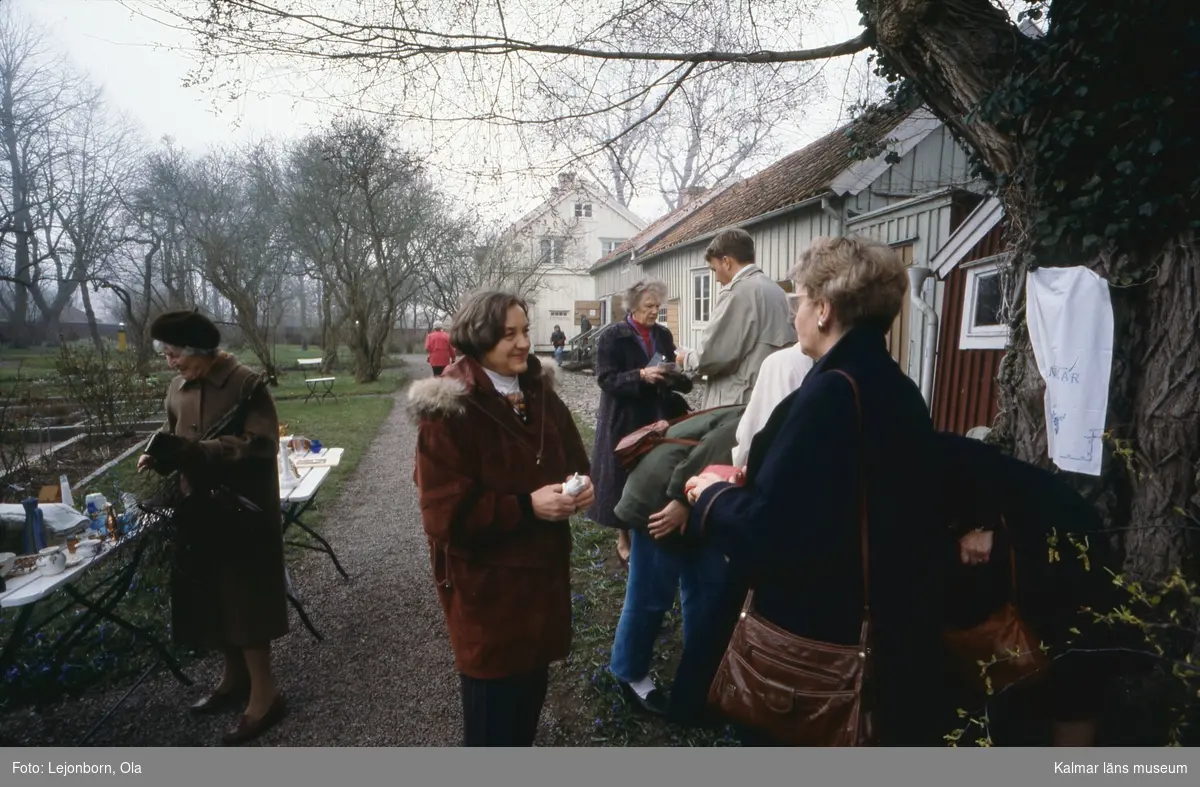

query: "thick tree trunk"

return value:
[867, 0, 1020, 175]
[870, 0, 1199, 577]
[993, 237, 1200, 577]
[868, 0, 1200, 744]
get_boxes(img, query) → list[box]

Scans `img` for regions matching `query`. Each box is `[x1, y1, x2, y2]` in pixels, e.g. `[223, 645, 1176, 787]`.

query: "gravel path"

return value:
[0, 354, 701, 747]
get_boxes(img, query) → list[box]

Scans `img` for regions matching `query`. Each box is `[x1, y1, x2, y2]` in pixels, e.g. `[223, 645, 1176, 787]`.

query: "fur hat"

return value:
[150, 309, 220, 351]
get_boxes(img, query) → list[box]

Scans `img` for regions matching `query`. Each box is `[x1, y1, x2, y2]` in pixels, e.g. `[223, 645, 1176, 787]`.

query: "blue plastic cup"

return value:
[310, 439, 322, 455]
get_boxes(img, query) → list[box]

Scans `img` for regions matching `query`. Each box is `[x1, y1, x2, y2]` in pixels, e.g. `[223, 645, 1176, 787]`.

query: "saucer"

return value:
[65, 553, 88, 568]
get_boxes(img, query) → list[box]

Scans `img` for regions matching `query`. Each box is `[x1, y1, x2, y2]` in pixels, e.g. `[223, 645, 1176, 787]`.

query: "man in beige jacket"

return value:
[676, 228, 795, 408]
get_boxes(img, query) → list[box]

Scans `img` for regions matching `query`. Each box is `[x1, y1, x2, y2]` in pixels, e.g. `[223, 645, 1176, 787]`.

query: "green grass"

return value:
[0, 344, 408, 400]
[266, 344, 407, 371]
[270, 369, 405, 401]
[542, 417, 735, 746]
[0, 391, 396, 712]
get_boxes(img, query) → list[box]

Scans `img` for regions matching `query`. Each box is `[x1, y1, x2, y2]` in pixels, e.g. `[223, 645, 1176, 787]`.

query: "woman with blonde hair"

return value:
[683, 235, 954, 745]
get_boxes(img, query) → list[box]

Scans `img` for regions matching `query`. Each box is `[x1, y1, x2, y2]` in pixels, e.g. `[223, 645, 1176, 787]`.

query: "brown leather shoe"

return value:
[189, 687, 250, 715]
[221, 694, 287, 746]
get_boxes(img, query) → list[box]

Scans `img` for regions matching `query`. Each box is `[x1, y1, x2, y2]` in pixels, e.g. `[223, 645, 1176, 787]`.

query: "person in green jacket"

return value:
[607, 405, 745, 717]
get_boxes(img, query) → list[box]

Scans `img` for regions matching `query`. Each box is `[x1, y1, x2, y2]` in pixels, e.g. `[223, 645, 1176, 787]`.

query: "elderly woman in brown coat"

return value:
[409, 290, 592, 746]
[138, 310, 288, 746]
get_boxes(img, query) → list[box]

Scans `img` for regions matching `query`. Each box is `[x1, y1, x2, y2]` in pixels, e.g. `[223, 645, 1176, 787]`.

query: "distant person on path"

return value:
[138, 309, 289, 746]
[409, 291, 593, 747]
[675, 228, 795, 408]
[424, 323, 456, 379]
[425, 322, 455, 376]
[550, 324, 567, 366]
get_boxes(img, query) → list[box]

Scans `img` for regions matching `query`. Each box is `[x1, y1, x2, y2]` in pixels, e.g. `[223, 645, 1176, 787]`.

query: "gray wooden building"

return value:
[590, 104, 988, 395]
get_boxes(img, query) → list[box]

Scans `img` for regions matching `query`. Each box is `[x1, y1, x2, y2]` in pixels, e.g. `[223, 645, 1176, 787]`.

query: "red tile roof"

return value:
[636, 106, 912, 259]
[589, 184, 731, 271]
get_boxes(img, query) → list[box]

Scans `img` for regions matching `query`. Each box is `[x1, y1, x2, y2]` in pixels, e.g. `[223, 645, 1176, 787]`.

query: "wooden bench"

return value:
[297, 360, 337, 403]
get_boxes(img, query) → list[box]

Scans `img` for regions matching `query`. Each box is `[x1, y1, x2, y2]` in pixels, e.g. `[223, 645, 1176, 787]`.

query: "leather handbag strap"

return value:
[659, 437, 702, 448]
[831, 369, 870, 620]
[998, 513, 1018, 599]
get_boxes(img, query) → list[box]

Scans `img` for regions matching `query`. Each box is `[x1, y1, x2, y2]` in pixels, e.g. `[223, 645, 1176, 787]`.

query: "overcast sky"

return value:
[19, 0, 877, 226]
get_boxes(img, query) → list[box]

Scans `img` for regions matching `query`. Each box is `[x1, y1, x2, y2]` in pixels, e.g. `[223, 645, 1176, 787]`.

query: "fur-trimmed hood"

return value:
[407, 354, 556, 423]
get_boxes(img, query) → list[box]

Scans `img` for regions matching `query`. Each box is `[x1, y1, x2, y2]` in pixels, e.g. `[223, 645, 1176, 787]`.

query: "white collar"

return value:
[730, 264, 755, 285]
[483, 367, 520, 396]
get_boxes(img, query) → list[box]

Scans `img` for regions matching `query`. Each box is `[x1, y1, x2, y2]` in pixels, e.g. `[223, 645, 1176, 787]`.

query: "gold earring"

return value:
[817, 319, 825, 330]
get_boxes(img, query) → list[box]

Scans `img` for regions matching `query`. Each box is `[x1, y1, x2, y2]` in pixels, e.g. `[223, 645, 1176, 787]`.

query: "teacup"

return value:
[36, 545, 67, 577]
[74, 539, 101, 559]
[0, 551, 15, 577]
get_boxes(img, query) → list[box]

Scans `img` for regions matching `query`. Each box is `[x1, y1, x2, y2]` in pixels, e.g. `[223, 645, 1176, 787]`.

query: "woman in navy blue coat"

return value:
[586, 280, 691, 537]
[683, 236, 956, 746]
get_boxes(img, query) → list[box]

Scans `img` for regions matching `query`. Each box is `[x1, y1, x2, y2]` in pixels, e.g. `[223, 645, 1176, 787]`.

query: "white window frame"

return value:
[549, 309, 569, 318]
[600, 238, 625, 256]
[657, 306, 668, 325]
[574, 202, 593, 218]
[691, 268, 713, 324]
[538, 236, 567, 266]
[959, 253, 1016, 350]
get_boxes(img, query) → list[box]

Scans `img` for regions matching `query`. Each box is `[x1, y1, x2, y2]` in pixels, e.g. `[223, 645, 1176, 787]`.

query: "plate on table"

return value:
[65, 553, 89, 568]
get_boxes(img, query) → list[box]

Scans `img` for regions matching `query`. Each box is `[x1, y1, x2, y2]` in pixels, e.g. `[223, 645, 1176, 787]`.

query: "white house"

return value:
[590, 104, 989, 398]
[500, 173, 646, 351]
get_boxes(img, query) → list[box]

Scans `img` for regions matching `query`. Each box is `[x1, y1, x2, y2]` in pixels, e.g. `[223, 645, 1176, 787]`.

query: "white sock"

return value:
[629, 676, 657, 699]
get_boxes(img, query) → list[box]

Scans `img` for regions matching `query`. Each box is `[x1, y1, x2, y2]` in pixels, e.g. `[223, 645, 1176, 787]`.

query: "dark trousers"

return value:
[460, 668, 549, 746]
[431, 365, 445, 377]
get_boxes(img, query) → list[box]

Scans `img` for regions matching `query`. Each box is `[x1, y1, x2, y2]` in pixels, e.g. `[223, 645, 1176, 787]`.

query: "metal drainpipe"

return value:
[906, 266, 939, 408]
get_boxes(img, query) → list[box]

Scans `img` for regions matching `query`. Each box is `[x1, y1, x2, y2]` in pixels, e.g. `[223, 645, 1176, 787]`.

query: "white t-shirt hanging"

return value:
[1025, 266, 1114, 476]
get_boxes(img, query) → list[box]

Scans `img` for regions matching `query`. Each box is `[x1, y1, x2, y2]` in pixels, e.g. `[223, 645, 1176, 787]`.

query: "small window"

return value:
[549, 309, 569, 318]
[538, 236, 566, 266]
[692, 270, 712, 323]
[575, 202, 593, 218]
[657, 306, 668, 325]
[601, 238, 625, 256]
[972, 273, 1004, 329]
[959, 254, 1016, 350]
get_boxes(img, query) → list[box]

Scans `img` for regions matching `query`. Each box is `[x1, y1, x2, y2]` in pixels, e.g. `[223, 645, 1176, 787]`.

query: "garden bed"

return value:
[0, 434, 149, 505]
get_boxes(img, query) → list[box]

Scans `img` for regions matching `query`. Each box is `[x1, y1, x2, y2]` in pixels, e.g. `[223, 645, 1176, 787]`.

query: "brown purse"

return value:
[613, 420, 700, 471]
[943, 516, 1049, 696]
[705, 369, 874, 746]
[613, 405, 741, 471]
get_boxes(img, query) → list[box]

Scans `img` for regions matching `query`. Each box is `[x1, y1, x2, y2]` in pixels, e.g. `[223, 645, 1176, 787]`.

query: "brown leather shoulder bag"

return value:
[613, 406, 740, 471]
[943, 515, 1050, 696]
[706, 369, 875, 746]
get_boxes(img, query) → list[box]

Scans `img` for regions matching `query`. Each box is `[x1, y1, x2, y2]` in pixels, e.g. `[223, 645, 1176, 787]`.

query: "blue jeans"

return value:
[554, 346, 564, 364]
[609, 527, 729, 684]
